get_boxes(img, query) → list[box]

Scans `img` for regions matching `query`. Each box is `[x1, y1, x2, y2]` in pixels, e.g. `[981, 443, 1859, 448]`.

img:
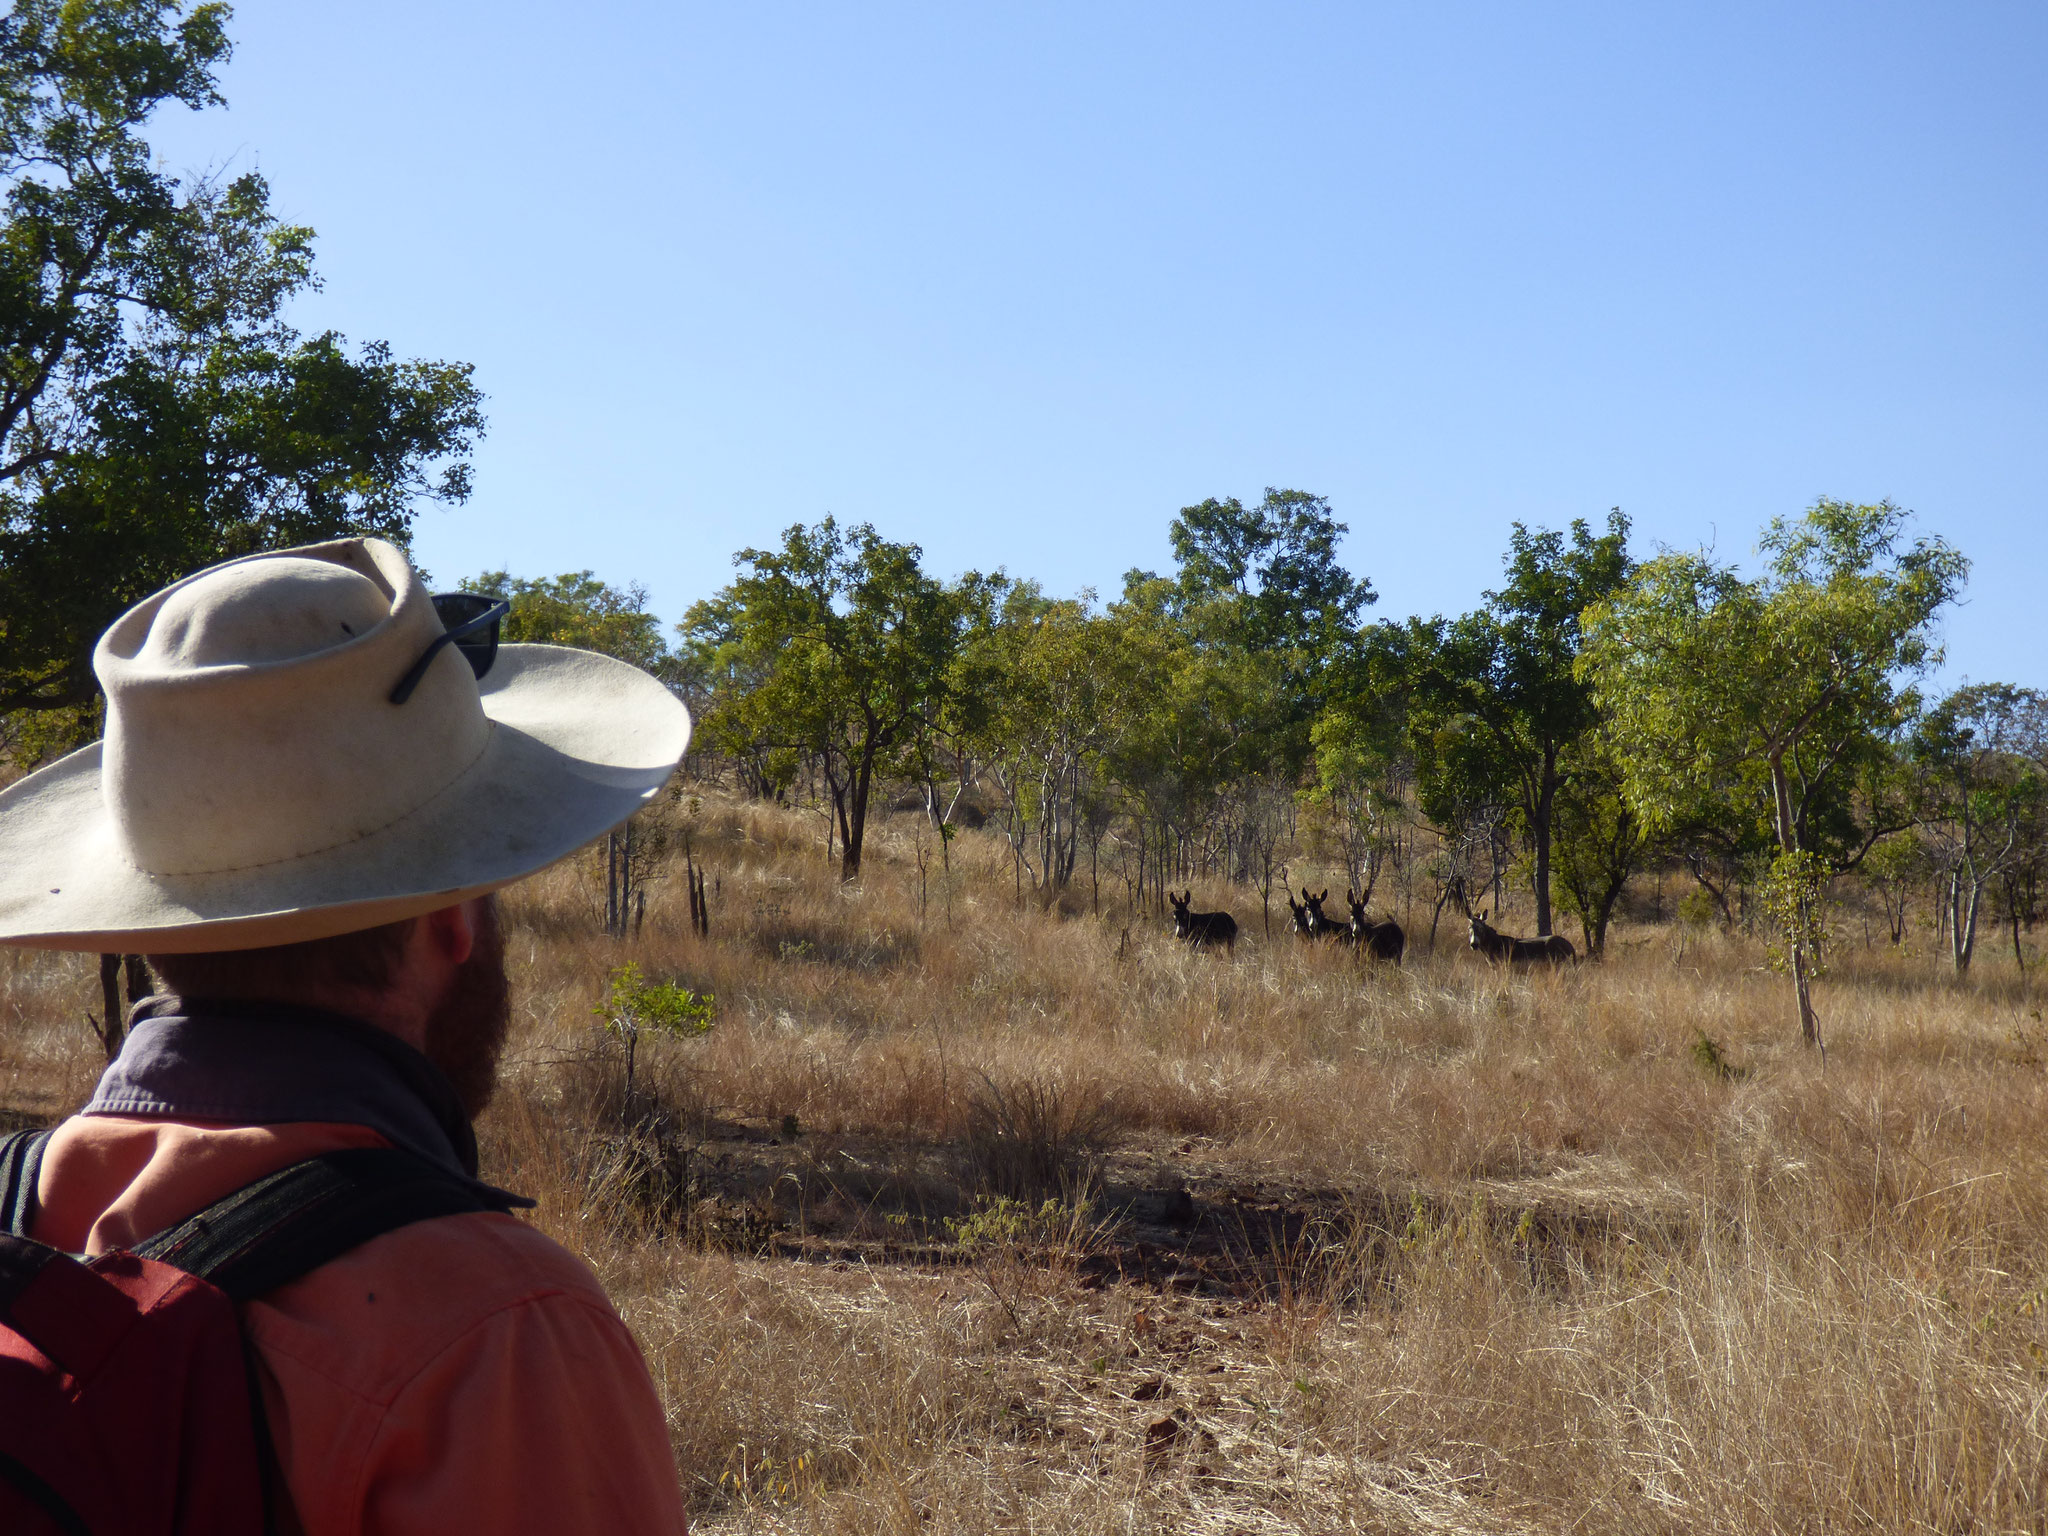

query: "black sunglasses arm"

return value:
[389, 599, 511, 705]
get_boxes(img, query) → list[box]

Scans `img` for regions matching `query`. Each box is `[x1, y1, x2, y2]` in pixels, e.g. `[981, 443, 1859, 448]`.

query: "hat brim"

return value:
[0, 645, 690, 952]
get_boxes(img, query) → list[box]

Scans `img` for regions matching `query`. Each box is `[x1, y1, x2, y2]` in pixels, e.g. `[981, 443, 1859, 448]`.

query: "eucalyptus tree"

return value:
[1307, 621, 1415, 910]
[1911, 683, 2048, 973]
[1547, 729, 1649, 955]
[1581, 500, 1967, 1043]
[1861, 832, 1930, 945]
[681, 517, 995, 881]
[1401, 512, 1632, 934]
[963, 585, 1152, 902]
[471, 570, 671, 672]
[1164, 487, 1373, 775]
[0, 1, 482, 739]
[1995, 801, 2048, 977]
[1099, 566, 1279, 905]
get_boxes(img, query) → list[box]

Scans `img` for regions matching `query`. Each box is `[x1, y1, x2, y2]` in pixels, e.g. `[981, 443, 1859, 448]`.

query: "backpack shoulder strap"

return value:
[135, 1147, 522, 1303]
[0, 1128, 51, 1238]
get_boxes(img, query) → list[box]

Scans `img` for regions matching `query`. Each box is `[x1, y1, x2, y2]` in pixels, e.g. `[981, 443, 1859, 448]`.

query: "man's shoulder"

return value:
[244, 1209, 629, 1402]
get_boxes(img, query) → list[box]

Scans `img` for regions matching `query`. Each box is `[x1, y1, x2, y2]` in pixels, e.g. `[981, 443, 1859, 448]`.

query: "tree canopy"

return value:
[1581, 499, 1967, 1039]
[681, 516, 997, 881]
[1911, 682, 2048, 973]
[0, 0, 483, 740]
[471, 569, 671, 673]
[1399, 511, 1632, 935]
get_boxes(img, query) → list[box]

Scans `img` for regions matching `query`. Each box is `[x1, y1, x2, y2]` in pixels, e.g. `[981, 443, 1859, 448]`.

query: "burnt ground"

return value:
[8, 1091, 1691, 1304]
[600, 1112, 1695, 1302]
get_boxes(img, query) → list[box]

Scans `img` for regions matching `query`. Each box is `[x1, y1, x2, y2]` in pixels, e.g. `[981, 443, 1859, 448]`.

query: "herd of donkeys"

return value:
[1166, 887, 1578, 966]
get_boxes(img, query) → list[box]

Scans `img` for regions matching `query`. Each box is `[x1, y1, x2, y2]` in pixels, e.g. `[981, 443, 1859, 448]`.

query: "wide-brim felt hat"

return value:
[0, 537, 690, 952]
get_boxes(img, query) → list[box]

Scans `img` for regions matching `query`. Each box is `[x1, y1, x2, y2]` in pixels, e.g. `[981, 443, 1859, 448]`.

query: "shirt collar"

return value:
[87, 996, 516, 1200]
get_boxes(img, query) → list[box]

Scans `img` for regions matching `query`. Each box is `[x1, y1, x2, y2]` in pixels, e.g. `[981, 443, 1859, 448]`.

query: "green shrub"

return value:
[595, 962, 714, 1108]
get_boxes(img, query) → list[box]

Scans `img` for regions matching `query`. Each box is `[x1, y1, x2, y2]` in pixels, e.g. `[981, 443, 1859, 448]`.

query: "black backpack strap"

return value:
[135, 1147, 522, 1302]
[0, 1128, 50, 1238]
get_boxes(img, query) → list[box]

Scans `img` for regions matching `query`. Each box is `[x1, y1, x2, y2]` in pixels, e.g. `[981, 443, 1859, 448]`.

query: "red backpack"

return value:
[0, 1127, 517, 1535]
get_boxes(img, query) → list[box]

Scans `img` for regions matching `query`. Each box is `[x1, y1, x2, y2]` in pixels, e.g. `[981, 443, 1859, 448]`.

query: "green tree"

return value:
[1404, 512, 1633, 934]
[1911, 683, 2048, 974]
[682, 517, 993, 881]
[1581, 500, 1967, 1043]
[470, 570, 670, 672]
[1168, 487, 1372, 652]
[1099, 567, 1274, 905]
[1862, 830, 1930, 945]
[0, 1, 483, 736]
[1162, 487, 1372, 774]
[966, 586, 1147, 903]
[1548, 728, 1649, 955]
[1307, 621, 1414, 908]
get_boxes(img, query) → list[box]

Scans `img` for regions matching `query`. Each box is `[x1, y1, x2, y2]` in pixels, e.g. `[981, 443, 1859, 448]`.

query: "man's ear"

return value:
[421, 901, 477, 967]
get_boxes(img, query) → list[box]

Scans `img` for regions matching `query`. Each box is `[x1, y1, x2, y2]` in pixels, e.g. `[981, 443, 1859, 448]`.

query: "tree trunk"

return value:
[1590, 876, 1623, 956]
[1532, 749, 1557, 936]
[1954, 872, 1983, 974]
[1769, 756, 1821, 1047]
[97, 953, 124, 1062]
[1949, 872, 1982, 978]
[822, 753, 853, 869]
[604, 831, 617, 935]
[1792, 938, 1819, 1047]
[840, 747, 874, 881]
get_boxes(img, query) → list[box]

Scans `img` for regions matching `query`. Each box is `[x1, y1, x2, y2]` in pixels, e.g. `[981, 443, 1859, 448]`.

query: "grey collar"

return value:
[87, 996, 530, 1206]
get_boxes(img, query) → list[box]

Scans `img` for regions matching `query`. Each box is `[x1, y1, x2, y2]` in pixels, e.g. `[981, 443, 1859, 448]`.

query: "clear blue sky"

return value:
[149, 2, 2046, 686]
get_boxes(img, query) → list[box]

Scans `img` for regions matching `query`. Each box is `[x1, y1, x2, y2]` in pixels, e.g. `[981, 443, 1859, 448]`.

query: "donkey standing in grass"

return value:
[1170, 890, 1238, 953]
[1468, 911, 1576, 965]
[1299, 888, 1351, 943]
[1287, 891, 1316, 940]
[1346, 890, 1406, 964]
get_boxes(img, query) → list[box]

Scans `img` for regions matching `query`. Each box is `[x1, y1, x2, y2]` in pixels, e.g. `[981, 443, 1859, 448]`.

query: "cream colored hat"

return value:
[0, 538, 690, 952]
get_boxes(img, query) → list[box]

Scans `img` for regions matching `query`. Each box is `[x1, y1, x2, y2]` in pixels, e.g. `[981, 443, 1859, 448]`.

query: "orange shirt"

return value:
[32, 1114, 687, 1536]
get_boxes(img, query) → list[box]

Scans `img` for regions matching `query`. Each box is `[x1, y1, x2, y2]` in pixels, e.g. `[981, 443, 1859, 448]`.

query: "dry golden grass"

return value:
[9, 790, 2048, 1533]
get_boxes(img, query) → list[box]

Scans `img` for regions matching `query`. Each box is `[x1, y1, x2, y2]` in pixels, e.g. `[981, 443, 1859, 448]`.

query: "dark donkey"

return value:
[1468, 911, 1576, 965]
[1170, 890, 1238, 953]
[1287, 891, 1316, 940]
[1345, 890, 1406, 964]
[1299, 888, 1350, 943]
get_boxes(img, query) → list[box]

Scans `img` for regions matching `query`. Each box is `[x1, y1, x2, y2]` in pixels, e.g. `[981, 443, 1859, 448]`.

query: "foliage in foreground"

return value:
[0, 0, 482, 736]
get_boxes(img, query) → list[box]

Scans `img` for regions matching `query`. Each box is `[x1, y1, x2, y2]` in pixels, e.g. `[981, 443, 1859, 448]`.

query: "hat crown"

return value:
[96, 539, 494, 878]
[142, 557, 393, 669]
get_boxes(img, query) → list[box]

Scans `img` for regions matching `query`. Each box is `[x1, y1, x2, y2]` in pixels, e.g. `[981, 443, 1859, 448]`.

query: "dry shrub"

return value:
[959, 1072, 1128, 1201]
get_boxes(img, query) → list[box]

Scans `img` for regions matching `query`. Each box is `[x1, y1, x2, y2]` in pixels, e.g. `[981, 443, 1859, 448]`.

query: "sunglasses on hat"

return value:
[389, 593, 512, 705]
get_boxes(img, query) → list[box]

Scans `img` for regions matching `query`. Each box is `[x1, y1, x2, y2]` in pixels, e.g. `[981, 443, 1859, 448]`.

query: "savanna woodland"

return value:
[6, 6, 2048, 1533]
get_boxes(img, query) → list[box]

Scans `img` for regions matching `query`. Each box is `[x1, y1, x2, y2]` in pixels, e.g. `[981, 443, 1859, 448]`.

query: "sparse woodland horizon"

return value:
[10, 6, 2048, 1532]
[0, 5, 2032, 1051]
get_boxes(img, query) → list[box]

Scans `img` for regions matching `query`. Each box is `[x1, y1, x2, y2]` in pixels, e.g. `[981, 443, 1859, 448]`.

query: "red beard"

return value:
[422, 897, 512, 1120]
